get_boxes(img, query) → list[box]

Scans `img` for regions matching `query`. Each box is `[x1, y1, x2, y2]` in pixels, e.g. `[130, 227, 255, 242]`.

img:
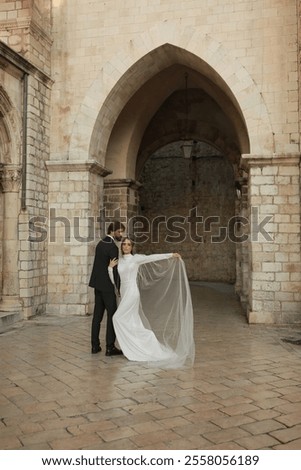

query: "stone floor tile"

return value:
[0, 436, 24, 449]
[131, 420, 165, 434]
[247, 409, 281, 421]
[50, 433, 105, 450]
[97, 426, 138, 443]
[19, 428, 71, 447]
[240, 419, 285, 435]
[173, 421, 221, 437]
[157, 416, 191, 429]
[275, 412, 301, 427]
[210, 414, 255, 430]
[272, 438, 301, 450]
[269, 424, 301, 444]
[148, 405, 193, 420]
[167, 436, 213, 449]
[235, 434, 280, 449]
[111, 413, 157, 428]
[221, 403, 261, 417]
[129, 430, 180, 447]
[203, 426, 251, 445]
[252, 397, 291, 410]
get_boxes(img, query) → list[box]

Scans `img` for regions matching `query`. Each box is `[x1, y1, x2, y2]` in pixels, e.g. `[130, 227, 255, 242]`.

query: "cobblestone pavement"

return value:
[1, 283, 301, 450]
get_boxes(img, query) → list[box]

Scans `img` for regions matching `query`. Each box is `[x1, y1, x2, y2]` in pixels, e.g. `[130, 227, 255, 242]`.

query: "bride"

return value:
[108, 237, 195, 368]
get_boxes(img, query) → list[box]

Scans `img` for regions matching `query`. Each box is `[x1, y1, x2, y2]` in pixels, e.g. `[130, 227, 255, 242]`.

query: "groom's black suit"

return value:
[89, 236, 120, 350]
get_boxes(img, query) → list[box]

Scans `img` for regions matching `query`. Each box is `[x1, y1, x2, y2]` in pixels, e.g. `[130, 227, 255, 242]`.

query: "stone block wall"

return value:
[0, 0, 52, 74]
[0, 0, 52, 319]
[46, 161, 108, 316]
[103, 179, 141, 234]
[16, 73, 51, 319]
[243, 154, 301, 324]
[138, 146, 236, 282]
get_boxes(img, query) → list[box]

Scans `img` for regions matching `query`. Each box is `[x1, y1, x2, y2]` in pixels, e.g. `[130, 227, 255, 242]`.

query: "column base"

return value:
[0, 296, 23, 333]
[247, 310, 279, 324]
[0, 295, 22, 313]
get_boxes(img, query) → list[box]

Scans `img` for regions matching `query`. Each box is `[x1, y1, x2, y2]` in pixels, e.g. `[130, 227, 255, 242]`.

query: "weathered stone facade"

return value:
[0, 1, 52, 329]
[0, 0, 300, 328]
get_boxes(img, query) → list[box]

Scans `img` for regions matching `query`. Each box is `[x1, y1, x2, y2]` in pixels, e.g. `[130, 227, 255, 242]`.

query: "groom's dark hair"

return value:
[107, 220, 125, 234]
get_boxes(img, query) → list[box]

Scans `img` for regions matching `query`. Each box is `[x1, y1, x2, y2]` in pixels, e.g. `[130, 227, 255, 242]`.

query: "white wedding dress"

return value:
[109, 253, 195, 368]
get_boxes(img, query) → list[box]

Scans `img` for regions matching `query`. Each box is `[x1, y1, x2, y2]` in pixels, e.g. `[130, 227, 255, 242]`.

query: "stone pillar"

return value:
[103, 179, 142, 235]
[235, 176, 249, 310]
[0, 164, 22, 313]
[46, 160, 111, 316]
[242, 153, 301, 324]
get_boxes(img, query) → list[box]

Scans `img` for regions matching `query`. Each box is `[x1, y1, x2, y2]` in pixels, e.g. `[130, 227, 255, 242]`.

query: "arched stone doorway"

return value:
[100, 56, 250, 306]
[54, 34, 283, 321]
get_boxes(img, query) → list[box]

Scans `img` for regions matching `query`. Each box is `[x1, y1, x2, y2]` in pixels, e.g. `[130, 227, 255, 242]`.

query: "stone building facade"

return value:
[0, 0, 300, 329]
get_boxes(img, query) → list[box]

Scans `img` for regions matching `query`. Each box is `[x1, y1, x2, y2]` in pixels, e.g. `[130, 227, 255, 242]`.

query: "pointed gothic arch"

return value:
[68, 22, 273, 169]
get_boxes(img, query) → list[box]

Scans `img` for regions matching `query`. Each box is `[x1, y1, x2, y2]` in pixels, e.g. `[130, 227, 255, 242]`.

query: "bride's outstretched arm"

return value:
[135, 252, 181, 266]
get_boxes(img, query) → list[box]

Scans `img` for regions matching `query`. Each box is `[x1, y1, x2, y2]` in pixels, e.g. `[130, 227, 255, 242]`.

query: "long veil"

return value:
[136, 257, 195, 368]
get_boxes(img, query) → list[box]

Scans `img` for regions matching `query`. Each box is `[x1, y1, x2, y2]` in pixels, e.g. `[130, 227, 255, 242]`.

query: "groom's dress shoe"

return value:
[105, 346, 123, 356]
[91, 346, 102, 354]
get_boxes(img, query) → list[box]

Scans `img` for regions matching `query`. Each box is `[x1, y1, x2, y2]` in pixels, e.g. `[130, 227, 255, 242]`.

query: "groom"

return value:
[89, 220, 125, 355]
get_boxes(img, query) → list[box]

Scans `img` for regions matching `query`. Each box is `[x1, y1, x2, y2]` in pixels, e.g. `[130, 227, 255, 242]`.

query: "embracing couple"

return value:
[89, 220, 195, 368]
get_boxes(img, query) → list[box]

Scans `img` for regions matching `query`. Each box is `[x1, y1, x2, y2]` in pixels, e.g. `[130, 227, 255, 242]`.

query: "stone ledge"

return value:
[241, 153, 301, 167]
[46, 160, 112, 177]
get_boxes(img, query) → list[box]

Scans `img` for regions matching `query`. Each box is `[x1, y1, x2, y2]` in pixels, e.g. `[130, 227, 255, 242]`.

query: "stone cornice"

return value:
[104, 178, 142, 190]
[241, 153, 301, 167]
[0, 40, 52, 87]
[46, 160, 112, 177]
[0, 18, 52, 46]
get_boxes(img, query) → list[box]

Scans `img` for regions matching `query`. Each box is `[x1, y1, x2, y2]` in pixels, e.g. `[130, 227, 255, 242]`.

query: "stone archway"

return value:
[69, 23, 273, 165]
[0, 86, 22, 323]
[65, 24, 286, 322]
[97, 55, 252, 305]
[77, 36, 261, 311]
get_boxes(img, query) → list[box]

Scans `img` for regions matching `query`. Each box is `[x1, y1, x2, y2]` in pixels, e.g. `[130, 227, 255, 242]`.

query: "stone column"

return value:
[242, 153, 301, 324]
[46, 160, 111, 316]
[235, 176, 249, 310]
[0, 164, 22, 313]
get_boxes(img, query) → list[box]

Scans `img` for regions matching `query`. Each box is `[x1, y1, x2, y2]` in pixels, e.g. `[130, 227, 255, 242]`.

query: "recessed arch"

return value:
[0, 85, 21, 165]
[104, 60, 249, 180]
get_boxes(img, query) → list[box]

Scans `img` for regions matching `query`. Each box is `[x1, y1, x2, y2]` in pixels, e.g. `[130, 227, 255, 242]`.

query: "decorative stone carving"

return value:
[0, 164, 22, 193]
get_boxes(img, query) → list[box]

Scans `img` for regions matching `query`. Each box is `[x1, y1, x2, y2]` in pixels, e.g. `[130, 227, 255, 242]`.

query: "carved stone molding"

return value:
[241, 153, 301, 167]
[0, 164, 22, 192]
[0, 18, 52, 46]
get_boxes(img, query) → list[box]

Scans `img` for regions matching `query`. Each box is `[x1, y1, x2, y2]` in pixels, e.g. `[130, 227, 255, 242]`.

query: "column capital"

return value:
[0, 164, 22, 192]
[104, 178, 142, 190]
